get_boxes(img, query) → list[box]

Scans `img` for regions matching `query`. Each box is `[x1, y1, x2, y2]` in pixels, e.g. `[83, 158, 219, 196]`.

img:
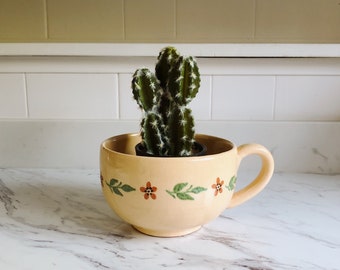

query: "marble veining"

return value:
[0, 169, 339, 270]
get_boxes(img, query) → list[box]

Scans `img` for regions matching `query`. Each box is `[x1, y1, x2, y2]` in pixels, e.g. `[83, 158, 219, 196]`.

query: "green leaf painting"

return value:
[226, 176, 237, 191]
[106, 178, 136, 197]
[166, 182, 207, 200]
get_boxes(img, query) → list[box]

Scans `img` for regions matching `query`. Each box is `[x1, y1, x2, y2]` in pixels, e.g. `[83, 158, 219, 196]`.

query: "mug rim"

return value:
[101, 133, 235, 160]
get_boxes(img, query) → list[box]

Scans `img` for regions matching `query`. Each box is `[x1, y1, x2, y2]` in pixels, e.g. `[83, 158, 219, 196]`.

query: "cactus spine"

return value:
[132, 47, 200, 157]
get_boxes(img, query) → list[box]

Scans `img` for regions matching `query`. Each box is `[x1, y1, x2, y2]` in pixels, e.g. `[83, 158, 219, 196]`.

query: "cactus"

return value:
[132, 46, 200, 157]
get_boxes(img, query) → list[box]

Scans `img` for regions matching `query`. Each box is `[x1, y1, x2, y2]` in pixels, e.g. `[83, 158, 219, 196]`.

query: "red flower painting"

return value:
[140, 181, 157, 200]
[212, 177, 224, 196]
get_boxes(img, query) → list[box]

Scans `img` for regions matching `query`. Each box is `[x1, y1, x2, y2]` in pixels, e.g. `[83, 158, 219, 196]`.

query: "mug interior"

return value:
[102, 133, 234, 156]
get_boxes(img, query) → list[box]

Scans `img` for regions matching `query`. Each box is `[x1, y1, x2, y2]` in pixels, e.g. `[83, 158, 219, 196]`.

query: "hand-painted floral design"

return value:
[226, 176, 237, 191]
[212, 177, 224, 196]
[101, 176, 236, 200]
[140, 181, 157, 200]
[166, 182, 207, 200]
[106, 178, 136, 196]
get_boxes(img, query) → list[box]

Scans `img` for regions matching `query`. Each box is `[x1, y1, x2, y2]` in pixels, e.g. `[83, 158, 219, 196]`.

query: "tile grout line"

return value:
[115, 74, 121, 120]
[122, 0, 126, 40]
[252, 0, 257, 41]
[44, 0, 49, 40]
[23, 74, 30, 118]
[272, 75, 277, 121]
[174, 0, 177, 39]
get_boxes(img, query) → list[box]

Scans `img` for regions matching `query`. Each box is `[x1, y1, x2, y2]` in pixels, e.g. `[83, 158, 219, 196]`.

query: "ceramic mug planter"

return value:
[100, 133, 274, 237]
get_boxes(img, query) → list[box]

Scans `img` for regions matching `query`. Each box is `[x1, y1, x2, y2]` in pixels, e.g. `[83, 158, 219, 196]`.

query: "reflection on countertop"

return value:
[0, 169, 339, 270]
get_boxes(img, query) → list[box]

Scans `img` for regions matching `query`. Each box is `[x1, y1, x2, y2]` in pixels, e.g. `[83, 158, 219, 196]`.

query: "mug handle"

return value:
[228, 144, 274, 208]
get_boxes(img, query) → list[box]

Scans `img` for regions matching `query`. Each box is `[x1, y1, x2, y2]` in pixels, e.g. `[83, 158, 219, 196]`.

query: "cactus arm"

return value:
[141, 113, 167, 156]
[167, 105, 194, 156]
[166, 55, 199, 156]
[182, 108, 195, 155]
[180, 56, 200, 104]
[155, 47, 180, 89]
[155, 47, 180, 125]
[168, 56, 200, 105]
[132, 68, 161, 111]
[132, 68, 166, 155]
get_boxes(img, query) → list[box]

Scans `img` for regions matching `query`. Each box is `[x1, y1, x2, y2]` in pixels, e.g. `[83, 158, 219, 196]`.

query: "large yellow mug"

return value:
[100, 133, 274, 237]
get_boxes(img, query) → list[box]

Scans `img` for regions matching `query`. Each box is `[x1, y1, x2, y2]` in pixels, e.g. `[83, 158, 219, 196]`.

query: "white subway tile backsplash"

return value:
[190, 76, 212, 120]
[211, 76, 275, 120]
[0, 74, 27, 118]
[275, 76, 340, 121]
[1, 57, 340, 172]
[26, 74, 118, 119]
[1, 120, 339, 173]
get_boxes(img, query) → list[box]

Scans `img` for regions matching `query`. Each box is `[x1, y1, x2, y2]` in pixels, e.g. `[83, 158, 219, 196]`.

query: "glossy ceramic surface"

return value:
[100, 133, 274, 237]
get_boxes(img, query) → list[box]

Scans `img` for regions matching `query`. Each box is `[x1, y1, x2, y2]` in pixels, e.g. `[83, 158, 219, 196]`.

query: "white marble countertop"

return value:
[0, 169, 339, 270]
